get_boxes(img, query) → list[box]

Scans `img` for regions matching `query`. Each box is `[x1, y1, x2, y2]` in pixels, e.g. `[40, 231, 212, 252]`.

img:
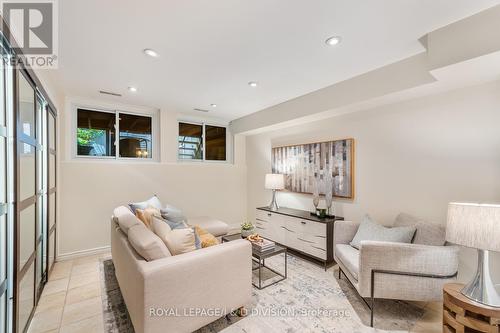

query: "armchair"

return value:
[333, 214, 459, 327]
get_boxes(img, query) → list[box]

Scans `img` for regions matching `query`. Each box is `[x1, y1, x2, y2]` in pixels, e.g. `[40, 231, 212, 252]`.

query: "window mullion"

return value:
[202, 123, 206, 161]
[115, 111, 119, 159]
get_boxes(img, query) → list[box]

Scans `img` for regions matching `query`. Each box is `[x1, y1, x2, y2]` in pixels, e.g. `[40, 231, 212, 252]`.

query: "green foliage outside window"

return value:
[77, 128, 104, 146]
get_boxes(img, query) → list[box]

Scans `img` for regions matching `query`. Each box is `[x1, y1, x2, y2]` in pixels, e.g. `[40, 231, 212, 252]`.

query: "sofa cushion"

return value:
[160, 204, 187, 224]
[127, 224, 171, 261]
[188, 216, 229, 237]
[114, 206, 142, 235]
[135, 206, 161, 229]
[129, 195, 163, 214]
[350, 215, 416, 250]
[335, 244, 359, 281]
[394, 213, 446, 246]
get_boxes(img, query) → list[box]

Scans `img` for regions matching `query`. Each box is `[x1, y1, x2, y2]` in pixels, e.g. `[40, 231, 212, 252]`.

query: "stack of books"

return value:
[251, 238, 275, 252]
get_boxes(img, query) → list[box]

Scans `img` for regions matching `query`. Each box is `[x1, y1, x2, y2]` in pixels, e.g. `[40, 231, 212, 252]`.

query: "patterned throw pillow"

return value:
[194, 226, 219, 248]
[135, 206, 161, 229]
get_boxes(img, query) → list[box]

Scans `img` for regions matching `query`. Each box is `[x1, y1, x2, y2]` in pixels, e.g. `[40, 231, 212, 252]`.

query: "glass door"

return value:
[0, 28, 56, 333]
[0, 37, 8, 333]
[47, 107, 56, 274]
[35, 94, 47, 300]
[15, 70, 37, 333]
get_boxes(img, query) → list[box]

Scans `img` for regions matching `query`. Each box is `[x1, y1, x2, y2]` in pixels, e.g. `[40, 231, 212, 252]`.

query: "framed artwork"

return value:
[271, 138, 354, 199]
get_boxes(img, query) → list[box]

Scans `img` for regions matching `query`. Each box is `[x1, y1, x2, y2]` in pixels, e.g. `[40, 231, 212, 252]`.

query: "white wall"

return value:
[58, 97, 247, 257]
[245, 80, 500, 283]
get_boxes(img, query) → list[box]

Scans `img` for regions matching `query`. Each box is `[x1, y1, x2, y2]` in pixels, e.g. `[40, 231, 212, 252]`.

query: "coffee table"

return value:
[222, 234, 287, 289]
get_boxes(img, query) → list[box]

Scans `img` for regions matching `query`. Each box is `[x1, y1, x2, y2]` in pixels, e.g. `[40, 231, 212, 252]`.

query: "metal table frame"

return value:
[252, 247, 287, 290]
[222, 234, 288, 290]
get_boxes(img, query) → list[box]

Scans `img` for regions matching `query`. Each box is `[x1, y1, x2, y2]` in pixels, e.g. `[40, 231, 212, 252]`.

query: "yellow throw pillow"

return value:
[194, 226, 219, 248]
[135, 206, 161, 229]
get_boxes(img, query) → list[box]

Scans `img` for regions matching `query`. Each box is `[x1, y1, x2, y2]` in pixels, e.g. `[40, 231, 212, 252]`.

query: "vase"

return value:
[324, 169, 333, 216]
[312, 176, 320, 210]
[241, 228, 255, 238]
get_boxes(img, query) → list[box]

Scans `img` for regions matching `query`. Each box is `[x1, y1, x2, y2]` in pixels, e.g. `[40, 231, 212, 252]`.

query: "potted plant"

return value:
[241, 222, 255, 238]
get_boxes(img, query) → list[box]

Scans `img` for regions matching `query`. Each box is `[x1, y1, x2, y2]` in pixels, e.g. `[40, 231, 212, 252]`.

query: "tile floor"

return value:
[28, 252, 443, 333]
[28, 252, 111, 333]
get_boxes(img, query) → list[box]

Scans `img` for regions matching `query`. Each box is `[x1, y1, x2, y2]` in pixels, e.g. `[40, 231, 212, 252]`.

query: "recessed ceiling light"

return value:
[143, 48, 159, 57]
[248, 81, 258, 87]
[128, 86, 137, 92]
[325, 36, 342, 46]
[210, 104, 217, 108]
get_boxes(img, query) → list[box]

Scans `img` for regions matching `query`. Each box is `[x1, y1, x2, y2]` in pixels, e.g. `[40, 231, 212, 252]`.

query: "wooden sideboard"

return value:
[255, 207, 344, 270]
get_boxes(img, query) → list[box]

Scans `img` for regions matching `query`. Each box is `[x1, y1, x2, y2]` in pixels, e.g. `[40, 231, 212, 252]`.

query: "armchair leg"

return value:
[370, 270, 375, 327]
[338, 267, 341, 280]
[370, 296, 374, 327]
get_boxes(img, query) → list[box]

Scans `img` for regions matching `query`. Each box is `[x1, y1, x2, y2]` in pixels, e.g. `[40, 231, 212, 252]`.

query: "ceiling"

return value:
[55, 0, 500, 121]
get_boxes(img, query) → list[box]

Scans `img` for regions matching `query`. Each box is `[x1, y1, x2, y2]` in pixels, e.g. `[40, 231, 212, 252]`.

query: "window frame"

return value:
[72, 105, 157, 161]
[177, 120, 229, 163]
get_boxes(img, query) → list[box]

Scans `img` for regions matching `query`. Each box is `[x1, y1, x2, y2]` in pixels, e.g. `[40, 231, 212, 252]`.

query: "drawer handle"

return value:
[267, 213, 272, 217]
[297, 238, 315, 244]
[281, 226, 295, 233]
[315, 235, 326, 239]
[311, 246, 326, 251]
[256, 218, 267, 222]
[301, 221, 306, 225]
[256, 226, 264, 230]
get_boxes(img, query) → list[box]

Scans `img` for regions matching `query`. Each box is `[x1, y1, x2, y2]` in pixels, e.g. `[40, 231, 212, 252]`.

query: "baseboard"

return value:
[57, 245, 111, 261]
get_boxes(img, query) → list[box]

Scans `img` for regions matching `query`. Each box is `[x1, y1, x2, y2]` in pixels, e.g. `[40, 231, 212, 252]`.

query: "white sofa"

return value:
[111, 206, 252, 333]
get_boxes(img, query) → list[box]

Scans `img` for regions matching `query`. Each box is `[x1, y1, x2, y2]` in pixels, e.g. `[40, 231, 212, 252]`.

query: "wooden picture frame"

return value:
[272, 138, 355, 199]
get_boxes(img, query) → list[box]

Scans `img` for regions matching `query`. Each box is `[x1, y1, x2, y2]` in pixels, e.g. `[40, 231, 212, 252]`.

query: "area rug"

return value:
[99, 254, 424, 333]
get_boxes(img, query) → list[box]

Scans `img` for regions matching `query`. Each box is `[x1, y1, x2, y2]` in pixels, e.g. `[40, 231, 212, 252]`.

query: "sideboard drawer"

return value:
[299, 219, 326, 238]
[255, 209, 272, 223]
[299, 232, 326, 249]
[302, 243, 327, 260]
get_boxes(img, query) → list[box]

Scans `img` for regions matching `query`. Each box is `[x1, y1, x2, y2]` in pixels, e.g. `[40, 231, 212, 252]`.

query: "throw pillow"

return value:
[113, 206, 141, 235]
[194, 225, 219, 248]
[193, 227, 202, 249]
[160, 204, 187, 224]
[394, 213, 446, 246]
[161, 228, 197, 255]
[127, 224, 171, 261]
[350, 215, 416, 250]
[162, 217, 188, 230]
[151, 215, 172, 239]
[135, 206, 161, 229]
[129, 195, 163, 214]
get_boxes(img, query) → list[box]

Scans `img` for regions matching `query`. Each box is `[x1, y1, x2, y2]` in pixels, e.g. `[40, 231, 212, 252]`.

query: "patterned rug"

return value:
[99, 254, 424, 333]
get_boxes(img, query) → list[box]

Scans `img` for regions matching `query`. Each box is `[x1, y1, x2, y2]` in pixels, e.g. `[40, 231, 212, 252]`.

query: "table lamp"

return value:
[265, 174, 285, 211]
[446, 202, 500, 307]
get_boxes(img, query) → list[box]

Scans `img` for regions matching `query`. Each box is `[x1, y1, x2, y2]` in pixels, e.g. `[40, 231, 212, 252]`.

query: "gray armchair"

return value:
[333, 213, 459, 327]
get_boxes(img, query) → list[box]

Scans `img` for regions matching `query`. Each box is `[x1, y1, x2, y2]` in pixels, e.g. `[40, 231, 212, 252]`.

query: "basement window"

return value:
[178, 122, 227, 162]
[76, 108, 153, 159]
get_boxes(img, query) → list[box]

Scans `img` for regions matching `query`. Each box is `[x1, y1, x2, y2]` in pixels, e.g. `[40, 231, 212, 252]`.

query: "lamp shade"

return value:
[265, 174, 285, 190]
[446, 202, 500, 252]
